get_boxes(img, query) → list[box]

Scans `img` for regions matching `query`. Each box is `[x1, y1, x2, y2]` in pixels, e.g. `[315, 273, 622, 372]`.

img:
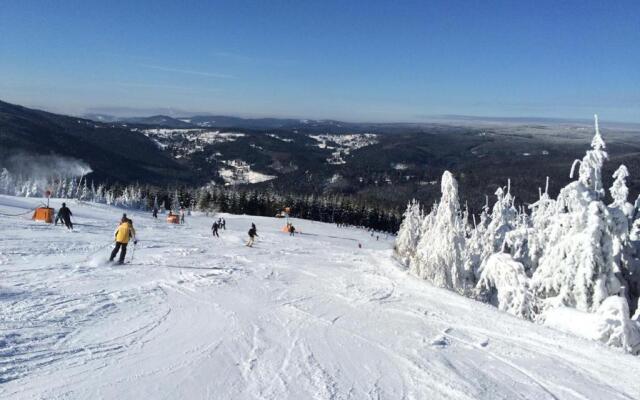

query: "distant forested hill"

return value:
[3, 99, 640, 213]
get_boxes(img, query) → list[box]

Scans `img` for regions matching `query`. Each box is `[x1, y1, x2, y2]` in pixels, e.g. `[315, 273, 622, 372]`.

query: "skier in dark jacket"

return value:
[152, 207, 158, 218]
[54, 211, 62, 226]
[221, 218, 226, 230]
[56, 202, 73, 229]
[246, 225, 258, 247]
[288, 224, 296, 236]
[211, 221, 220, 238]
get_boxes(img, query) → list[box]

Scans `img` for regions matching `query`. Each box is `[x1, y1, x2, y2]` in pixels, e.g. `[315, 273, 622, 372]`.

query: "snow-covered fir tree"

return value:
[570, 114, 608, 198]
[476, 253, 536, 320]
[66, 177, 77, 199]
[394, 199, 422, 267]
[171, 189, 181, 212]
[531, 116, 620, 313]
[396, 115, 640, 353]
[79, 179, 90, 200]
[414, 171, 472, 293]
[524, 178, 556, 274]
[485, 182, 517, 254]
[0, 168, 14, 194]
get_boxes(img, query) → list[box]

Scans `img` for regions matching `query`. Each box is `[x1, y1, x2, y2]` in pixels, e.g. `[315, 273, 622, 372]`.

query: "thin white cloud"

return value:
[212, 51, 296, 66]
[113, 82, 220, 92]
[140, 64, 234, 79]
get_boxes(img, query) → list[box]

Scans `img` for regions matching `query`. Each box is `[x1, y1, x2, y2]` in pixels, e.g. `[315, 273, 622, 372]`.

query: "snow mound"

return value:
[544, 296, 640, 354]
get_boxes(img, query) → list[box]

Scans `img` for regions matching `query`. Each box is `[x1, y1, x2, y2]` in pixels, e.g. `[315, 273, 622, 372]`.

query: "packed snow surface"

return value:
[1, 195, 639, 399]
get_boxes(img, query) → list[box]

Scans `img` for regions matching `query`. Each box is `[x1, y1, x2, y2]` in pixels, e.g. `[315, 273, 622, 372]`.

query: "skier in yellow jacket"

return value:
[109, 216, 137, 264]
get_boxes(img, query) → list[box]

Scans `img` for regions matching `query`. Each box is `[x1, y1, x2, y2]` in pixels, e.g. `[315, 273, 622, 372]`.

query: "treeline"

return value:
[0, 168, 401, 233]
[191, 187, 401, 232]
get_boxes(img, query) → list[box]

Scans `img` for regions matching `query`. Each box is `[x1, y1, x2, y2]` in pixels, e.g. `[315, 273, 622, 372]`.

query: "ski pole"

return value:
[130, 240, 137, 263]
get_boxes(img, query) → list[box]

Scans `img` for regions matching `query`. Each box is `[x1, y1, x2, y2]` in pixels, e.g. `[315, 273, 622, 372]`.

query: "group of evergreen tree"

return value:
[396, 116, 640, 354]
[192, 187, 400, 232]
[0, 169, 401, 233]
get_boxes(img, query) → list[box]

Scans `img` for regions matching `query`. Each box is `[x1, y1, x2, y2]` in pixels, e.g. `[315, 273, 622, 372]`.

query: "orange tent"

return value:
[281, 223, 301, 234]
[32, 207, 54, 223]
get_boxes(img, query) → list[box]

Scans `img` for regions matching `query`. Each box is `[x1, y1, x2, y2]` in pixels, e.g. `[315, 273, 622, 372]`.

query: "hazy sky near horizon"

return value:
[1, 1, 638, 122]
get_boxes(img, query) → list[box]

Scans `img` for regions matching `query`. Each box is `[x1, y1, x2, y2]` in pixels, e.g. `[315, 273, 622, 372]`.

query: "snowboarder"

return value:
[56, 202, 73, 230]
[288, 224, 296, 236]
[152, 207, 158, 218]
[246, 225, 258, 247]
[109, 216, 136, 264]
[212, 221, 220, 238]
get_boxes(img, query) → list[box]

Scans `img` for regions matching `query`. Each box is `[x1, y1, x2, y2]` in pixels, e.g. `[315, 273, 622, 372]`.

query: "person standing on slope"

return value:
[288, 224, 296, 236]
[246, 224, 258, 247]
[54, 210, 63, 226]
[110, 216, 137, 264]
[56, 202, 73, 230]
[180, 208, 186, 224]
[152, 207, 158, 219]
[212, 220, 220, 238]
[221, 217, 226, 230]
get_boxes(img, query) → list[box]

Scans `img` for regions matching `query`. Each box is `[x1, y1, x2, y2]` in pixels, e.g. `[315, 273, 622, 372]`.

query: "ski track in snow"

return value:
[0, 195, 639, 399]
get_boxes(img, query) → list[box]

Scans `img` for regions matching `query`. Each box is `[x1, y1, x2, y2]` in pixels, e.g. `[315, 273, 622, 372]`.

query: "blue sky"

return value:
[1, 1, 638, 122]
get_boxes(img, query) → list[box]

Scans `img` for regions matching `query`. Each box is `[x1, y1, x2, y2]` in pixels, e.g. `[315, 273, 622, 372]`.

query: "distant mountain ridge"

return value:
[125, 115, 194, 128]
[5, 99, 640, 213]
[83, 110, 640, 132]
[83, 114, 195, 128]
[83, 112, 364, 131]
[0, 100, 196, 184]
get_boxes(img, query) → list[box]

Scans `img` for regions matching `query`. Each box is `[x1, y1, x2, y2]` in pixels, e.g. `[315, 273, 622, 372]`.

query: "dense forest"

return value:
[0, 170, 402, 233]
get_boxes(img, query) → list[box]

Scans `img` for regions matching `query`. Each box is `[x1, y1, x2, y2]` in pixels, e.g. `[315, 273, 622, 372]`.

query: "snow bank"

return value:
[544, 296, 640, 354]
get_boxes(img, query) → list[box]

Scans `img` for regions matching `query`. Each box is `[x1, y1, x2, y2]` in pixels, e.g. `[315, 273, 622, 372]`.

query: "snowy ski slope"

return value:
[0, 195, 638, 399]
